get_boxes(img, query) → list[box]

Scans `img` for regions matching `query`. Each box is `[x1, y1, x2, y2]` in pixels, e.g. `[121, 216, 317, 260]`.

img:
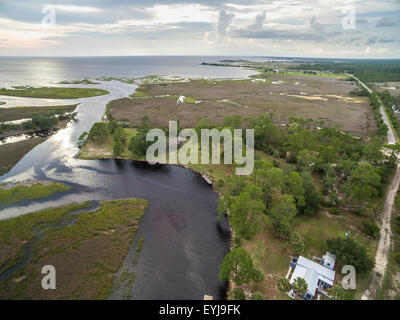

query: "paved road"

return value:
[348, 74, 396, 145]
[348, 74, 400, 300]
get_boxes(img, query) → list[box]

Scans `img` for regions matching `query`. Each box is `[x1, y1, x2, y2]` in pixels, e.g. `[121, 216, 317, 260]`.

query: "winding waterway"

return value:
[0, 56, 255, 299]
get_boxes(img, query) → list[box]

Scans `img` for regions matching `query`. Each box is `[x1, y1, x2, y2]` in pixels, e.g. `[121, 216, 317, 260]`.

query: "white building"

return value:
[288, 252, 336, 300]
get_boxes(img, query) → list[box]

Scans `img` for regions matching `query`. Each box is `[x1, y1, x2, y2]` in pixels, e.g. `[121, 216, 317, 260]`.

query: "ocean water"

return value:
[0, 56, 256, 87]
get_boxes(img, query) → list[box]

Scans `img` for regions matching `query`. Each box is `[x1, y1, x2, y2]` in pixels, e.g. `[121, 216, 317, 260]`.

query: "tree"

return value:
[251, 292, 264, 300]
[277, 277, 291, 293]
[284, 172, 305, 207]
[328, 284, 346, 300]
[32, 115, 58, 130]
[297, 149, 316, 167]
[113, 141, 125, 156]
[361, 220, 380, 239]
[298, 171, 321, 216]
[254, 115, 282, 151]
[363, 137, 383, 163]
[346, 163, 382, 204]
[128, 129, 151, 157]
[89, 122, 109, 143]
[327, 237, 374, 274]
[219, 247, 264, 286]
[113, 127, 127, 144]
[292, 277, 308, 297]
[231, 288, 246, 300]
[230, 192, 266, 240]
[319, 146, 338, 163]
[270, 195, 297, 237]
[290, 232, 305, 254]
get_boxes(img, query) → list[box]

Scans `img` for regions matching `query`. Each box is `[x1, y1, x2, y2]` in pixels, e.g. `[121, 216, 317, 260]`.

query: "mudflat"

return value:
[108, 76, 375, 137]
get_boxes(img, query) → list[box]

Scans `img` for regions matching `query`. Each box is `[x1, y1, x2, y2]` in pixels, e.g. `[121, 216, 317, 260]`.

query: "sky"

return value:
[0, 0, 399, 58]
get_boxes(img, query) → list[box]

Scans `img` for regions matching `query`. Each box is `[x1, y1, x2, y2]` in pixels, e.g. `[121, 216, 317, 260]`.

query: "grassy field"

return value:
[0, 202, 92, 276]
[0, 198, 148, 299]
[0, 137, 46, 175]
[78, 128, 138, 160]
[108, 78, 375, 137]
[0, 87, 109, 99]
[0, 104, 78, 122]
[254, 70, 348, 79]
[0, 181, 71, 206]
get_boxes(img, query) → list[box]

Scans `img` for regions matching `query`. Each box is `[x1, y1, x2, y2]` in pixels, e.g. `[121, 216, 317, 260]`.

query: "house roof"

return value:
[323, 252, 336, 269]
[289, 256, 336, 297]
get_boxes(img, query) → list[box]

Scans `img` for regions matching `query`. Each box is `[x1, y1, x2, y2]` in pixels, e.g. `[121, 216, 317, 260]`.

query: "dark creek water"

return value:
[0, 78, 231, 299]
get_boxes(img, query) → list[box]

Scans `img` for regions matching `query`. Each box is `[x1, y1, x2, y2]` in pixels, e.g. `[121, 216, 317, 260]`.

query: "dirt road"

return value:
[362, 164, 400, 299]
[351, 75, 400, 300]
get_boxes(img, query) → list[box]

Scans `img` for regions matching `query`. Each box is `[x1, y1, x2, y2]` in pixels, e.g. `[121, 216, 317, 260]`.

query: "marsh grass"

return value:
[0, 182, 70, 206]
[0, 198, 148, 299]
[0, 87, 109, 99]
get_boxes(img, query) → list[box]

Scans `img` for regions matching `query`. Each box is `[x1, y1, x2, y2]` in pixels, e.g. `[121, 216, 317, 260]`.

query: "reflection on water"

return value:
[0, 76, 231, 299]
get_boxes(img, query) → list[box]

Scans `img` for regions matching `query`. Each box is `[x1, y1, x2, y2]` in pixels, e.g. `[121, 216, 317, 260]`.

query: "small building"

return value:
[323, 252, 336, 270]
[288, 253, 336, 300]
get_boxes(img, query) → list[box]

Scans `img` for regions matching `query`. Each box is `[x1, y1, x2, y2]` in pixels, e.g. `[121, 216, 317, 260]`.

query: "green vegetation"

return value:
[368, 91, 389, 138]
[88, 122, 110, 143]
[231, 288, 246, 300]
[57, 79, 99, 85]
[0, 198, 148, 299]
[277, 277, 291, 293]
[219, 247, 264, 286]
[0, 202, 92, 274]
[328, 284, 346, 300]
[327, 237, 374, 274]
[290, 60, 400, 83]
[0, 182, 70, 205]
[0, 104, 78, 122]
[80, 107, 393, 299]
[361, 220, 380, 239]
[0, 86, 109, 99]
[292, 277, 308, 296]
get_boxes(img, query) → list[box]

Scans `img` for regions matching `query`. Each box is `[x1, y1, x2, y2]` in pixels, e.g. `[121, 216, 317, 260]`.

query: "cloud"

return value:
[356, 18, 368, 25]
[216, 10, 234, 35]
[310, 16, 324, 31]
[252, 11, 266, 30]
[55, 5, 102, 13]
[376, 17, 395, 27]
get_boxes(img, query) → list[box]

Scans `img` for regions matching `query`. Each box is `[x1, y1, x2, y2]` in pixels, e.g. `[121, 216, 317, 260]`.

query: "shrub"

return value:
[277, 277, 291, 293]
[328, 207, 339, 215]
[217, 179, 224, 187]
[251, 292, 264, 300]
[231, 288, 245, 300]
[394, 253, 400, 265]
[113, 141, 125, 157]
[327, 237, 374, 274]
[394, 216, 400, 234]
[361, 220, 380, 239]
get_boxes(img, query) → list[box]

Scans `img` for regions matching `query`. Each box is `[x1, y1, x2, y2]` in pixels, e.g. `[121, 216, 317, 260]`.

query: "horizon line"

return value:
[0, 54, 399, 60]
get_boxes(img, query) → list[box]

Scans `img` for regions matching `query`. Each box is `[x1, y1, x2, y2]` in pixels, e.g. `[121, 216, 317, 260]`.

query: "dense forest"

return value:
[290, 60, 400, 83]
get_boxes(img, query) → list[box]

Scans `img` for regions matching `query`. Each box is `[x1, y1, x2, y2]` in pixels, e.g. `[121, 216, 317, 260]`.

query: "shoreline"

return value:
[76, 152, 234, 300]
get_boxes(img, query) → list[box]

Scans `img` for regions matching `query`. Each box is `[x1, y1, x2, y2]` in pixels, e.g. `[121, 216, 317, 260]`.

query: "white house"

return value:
[288, 252, 336, 300]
